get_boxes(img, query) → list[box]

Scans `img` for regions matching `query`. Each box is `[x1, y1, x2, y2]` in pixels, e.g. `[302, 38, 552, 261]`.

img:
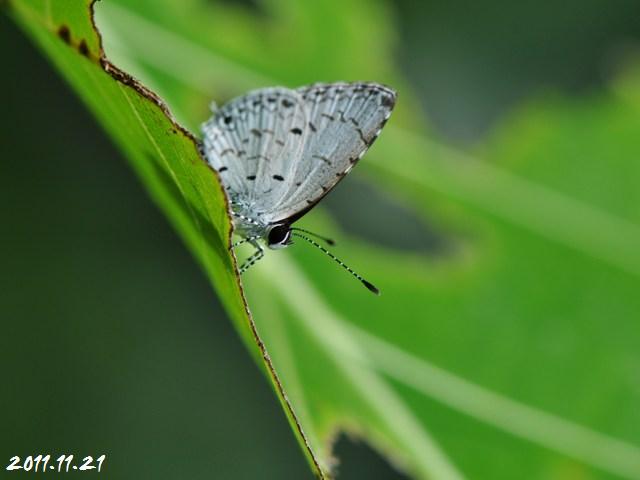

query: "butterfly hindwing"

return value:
[267, 82, 396, 224]
[202, 82, 396, 226]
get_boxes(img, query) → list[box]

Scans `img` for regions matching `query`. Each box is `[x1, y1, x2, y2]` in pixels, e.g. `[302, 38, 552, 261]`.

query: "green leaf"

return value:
[8, 0, 318, 473]
[11, 1, 640, 479]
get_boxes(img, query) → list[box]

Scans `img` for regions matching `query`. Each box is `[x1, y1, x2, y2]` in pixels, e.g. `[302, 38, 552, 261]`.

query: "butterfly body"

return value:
[201, 82, 396, 286]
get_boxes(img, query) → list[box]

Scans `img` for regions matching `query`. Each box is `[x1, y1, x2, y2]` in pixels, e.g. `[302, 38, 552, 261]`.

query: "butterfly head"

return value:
[266, 223, 293, 250]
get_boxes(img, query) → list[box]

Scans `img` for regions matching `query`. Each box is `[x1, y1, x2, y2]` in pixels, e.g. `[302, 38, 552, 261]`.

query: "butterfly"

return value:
[201, 82, 397, 294]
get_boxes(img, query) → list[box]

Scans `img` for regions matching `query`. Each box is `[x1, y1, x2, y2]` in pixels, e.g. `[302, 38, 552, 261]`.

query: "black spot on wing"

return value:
[381, 92, 396, 108]
[246, 154, 271, 161]
[355, 127, 371, 146]
[312, 154, 331, 165]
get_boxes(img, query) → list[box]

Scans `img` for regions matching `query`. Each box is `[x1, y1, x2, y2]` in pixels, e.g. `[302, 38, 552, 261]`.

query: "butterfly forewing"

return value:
[266, 82, 396, 224]
[202, 82, 396, 227]
[201, 87, 308, 215]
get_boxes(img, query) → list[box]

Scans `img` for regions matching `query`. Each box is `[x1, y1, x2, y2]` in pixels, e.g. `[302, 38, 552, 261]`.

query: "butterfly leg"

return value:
[230, 235, 260, 250]
[238, 240, 264, 274]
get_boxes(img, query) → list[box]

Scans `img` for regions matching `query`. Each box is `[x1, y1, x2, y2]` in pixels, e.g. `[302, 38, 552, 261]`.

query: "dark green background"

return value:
[2, 1, 640, 478]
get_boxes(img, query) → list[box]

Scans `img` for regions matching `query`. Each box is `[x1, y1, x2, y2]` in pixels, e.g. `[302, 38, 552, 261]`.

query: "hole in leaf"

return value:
[333, 433, 411, 479]
[322, 176, 452, 255]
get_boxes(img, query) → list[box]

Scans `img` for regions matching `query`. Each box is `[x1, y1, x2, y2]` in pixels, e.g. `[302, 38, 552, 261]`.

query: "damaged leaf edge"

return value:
[10, 0, 327, 477]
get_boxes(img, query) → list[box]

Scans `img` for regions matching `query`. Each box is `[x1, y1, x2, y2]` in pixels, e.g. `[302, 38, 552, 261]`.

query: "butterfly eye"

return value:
[267, 224, 292, 250]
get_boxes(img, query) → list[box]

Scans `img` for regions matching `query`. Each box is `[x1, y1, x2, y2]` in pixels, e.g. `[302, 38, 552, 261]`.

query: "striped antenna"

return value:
[291, 232, 379, 295]
[291, 227, 336, 246]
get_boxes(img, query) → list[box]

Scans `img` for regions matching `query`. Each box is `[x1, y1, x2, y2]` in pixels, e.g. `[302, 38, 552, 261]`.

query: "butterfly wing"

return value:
[201, 87, 308, 218]
[266, 82, 397, 225]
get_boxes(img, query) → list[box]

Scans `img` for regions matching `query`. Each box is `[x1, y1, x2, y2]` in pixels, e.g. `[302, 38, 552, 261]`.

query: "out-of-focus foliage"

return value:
[10, 0, 640, 478]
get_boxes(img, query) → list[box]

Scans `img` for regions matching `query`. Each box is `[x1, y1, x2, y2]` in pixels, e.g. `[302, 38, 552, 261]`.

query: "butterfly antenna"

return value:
[291, 232, 379, 295]
[291, 227, 336, 246]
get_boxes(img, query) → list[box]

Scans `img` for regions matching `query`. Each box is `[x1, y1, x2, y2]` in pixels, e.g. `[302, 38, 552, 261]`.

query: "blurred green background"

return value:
[2, 1, 640, 478]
